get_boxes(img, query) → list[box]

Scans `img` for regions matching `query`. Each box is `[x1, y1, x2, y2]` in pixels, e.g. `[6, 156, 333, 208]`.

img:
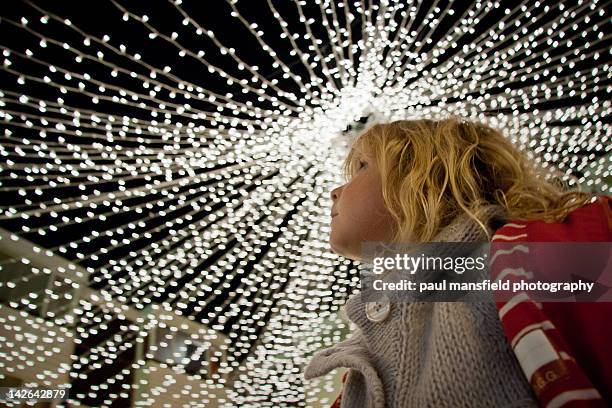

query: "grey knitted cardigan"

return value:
[304, 205, 538, 408]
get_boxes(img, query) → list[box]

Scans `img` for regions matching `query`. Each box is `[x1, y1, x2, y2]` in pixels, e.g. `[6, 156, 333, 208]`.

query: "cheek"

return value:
[338, 182, 395, 236]
[343, 180, 388, 220]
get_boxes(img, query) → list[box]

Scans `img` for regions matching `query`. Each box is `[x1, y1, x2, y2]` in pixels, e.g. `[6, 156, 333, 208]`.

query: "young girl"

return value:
[304, 117, 611, 407]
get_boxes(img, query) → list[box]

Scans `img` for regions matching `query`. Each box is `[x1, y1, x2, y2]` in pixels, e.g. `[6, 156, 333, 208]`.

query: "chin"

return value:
[329, 240, 340, 255]
[329, 239, 346, 257]
[329, 241, 360, 261]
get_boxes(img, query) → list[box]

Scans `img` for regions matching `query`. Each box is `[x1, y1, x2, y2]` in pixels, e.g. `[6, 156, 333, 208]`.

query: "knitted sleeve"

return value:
[304, 327, 386, 408]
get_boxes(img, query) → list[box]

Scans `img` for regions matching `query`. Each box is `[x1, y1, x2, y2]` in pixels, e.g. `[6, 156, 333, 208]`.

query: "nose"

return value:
[330, 185, 342, 202]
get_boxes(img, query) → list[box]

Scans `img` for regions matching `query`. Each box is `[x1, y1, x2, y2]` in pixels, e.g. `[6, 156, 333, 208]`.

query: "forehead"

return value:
[350, 133, 373, 157]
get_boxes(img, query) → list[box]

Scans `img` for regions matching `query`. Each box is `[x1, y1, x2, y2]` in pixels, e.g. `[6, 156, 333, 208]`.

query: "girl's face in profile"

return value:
[329, 150, 397, 261]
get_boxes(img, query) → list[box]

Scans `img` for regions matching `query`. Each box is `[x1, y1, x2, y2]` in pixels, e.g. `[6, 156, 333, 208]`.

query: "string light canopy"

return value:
[0, 0, 609, 406]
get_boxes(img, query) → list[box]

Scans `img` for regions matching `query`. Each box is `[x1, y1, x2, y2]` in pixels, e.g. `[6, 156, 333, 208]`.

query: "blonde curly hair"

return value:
[342, 117, 595, 242]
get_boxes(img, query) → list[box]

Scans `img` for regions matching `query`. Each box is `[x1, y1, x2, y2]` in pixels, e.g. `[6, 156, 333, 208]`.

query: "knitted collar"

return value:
[427, 204, 509, 243]
[342, 204, 509, 325]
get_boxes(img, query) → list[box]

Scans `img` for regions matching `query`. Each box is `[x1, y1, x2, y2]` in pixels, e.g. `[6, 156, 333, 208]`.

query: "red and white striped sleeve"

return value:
[490, 222, 607, 408]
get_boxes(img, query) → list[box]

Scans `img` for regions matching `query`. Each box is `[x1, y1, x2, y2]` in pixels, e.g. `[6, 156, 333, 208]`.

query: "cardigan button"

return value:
[365, 295, 391, 322]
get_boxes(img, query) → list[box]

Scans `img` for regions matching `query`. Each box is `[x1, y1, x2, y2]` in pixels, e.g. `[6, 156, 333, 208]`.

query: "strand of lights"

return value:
[0, 0, 609, 406]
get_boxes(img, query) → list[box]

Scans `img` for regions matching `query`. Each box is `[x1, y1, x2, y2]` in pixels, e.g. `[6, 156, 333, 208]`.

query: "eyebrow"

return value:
[357, 151, 373, 163]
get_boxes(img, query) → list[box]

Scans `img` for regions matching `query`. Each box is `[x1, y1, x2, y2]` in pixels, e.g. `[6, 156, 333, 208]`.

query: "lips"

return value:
[331, 213, 338, 218]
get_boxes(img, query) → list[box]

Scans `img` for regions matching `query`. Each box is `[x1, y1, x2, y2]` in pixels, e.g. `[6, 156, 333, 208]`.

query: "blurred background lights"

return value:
[0, 0, 610, 407]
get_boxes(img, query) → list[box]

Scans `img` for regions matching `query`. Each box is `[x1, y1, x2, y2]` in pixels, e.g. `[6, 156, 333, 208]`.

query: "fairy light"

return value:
[0, 0, 609, 407]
